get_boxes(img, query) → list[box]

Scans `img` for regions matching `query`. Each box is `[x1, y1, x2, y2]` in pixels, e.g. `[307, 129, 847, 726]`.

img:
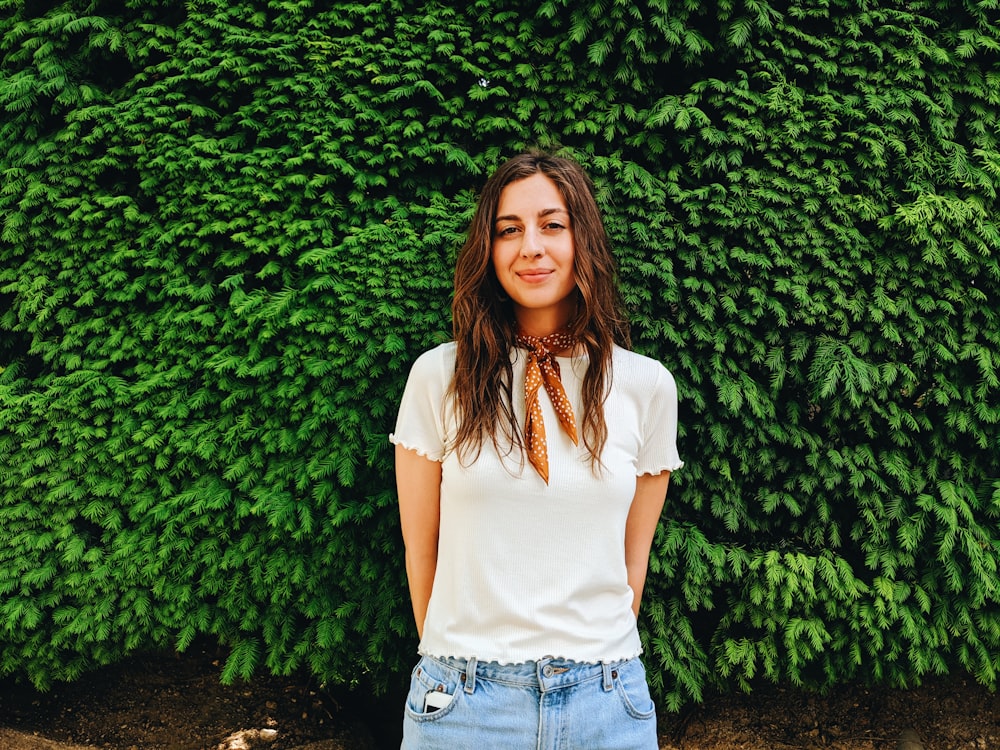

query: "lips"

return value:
[516, 269, 554, 283]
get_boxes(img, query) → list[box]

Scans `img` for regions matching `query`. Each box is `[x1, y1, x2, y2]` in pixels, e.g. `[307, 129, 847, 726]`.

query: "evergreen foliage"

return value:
[1, 0, 998, 708]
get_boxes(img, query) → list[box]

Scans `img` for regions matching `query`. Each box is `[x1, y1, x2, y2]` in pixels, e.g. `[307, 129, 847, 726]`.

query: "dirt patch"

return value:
[0, 642, 997, 749]
[660, 675, 999, 749]
[0, 641, 380, 750]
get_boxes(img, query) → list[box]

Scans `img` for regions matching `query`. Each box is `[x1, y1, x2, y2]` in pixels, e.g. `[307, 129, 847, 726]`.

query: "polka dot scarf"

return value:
[516, 330, 579, 484]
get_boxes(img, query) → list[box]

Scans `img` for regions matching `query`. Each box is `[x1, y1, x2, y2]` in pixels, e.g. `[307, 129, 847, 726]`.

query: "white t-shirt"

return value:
[390, 342, 683, 664]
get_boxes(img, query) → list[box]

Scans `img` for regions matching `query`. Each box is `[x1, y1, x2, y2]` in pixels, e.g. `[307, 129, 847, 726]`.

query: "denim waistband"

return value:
[424, 654, 630, 694]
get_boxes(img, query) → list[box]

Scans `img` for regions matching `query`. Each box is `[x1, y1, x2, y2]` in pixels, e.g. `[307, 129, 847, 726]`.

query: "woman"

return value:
[390, 152, 682, 749]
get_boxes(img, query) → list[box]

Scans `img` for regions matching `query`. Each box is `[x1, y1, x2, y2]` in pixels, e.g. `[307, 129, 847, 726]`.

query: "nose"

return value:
[520, 227, 544, 258]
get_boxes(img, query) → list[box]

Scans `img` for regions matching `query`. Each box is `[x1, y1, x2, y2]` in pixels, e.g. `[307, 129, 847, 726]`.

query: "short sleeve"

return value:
[637, 363, 684, 476]
[388, 343, 455, 462]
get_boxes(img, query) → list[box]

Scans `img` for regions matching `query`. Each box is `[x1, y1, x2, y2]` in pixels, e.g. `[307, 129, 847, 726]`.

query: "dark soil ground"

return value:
[0, 640, 997, 749]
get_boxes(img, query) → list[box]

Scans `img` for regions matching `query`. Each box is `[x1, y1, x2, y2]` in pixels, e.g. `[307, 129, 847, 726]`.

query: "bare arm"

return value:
[395, 444, 443, 639]
[624, 471, 671, 619]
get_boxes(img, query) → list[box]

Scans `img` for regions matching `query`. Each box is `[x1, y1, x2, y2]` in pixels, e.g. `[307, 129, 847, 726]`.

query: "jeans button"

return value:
[543, 665, 553, 677]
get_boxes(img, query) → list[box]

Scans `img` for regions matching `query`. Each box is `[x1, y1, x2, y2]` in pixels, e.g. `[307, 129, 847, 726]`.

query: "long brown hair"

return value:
[448, 152, 631, 466]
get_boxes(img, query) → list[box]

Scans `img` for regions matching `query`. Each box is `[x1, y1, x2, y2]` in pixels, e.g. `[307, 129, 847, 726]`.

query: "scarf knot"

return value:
[516, 330, 579, 484]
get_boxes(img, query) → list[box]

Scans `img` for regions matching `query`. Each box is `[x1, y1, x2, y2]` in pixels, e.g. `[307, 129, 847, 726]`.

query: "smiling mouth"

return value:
[517, 270, 553, 281]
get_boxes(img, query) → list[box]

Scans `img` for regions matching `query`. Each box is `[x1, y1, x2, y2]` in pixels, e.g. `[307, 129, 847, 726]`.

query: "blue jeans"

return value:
[401, 654, 658, 749]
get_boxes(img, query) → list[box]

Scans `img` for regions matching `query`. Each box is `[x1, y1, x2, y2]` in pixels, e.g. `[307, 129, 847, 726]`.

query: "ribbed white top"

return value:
[390, 342, 683, 664]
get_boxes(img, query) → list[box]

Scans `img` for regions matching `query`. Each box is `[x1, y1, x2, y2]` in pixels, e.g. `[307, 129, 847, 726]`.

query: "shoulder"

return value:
[610, 345, 676, 392]
[608, 346, 679, 405]
[407, 341, 457, 380]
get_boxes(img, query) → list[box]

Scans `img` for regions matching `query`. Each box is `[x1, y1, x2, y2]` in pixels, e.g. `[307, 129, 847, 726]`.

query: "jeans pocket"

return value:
[614, 659, 657, 720]
[404, 656, 463, 722]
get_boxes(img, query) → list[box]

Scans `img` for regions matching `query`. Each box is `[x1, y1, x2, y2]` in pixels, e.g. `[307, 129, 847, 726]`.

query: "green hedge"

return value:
[1, 0, 998, 708]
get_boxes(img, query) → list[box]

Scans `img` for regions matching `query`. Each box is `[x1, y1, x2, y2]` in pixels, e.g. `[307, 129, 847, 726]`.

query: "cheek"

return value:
[491, 243, 512, 275]
[561, 245, 577, 276]
[491, 246, 514, 291]
[558, 235, 576, 267]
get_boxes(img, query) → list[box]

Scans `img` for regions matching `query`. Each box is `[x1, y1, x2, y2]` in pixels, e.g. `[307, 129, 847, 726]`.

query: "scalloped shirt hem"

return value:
[416, 647, 644, 667]
[389, 433, 444, 462]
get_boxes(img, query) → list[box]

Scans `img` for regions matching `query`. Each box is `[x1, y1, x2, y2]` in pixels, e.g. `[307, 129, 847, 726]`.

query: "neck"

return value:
[513, 310, 574, 339]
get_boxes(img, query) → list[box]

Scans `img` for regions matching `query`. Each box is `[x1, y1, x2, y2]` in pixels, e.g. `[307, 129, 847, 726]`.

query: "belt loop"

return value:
[602, 662, 614, 692]
[464, 656, 477, 694]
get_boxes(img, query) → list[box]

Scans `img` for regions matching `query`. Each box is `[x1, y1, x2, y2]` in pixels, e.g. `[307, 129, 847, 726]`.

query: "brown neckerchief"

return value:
[516, 330, 579, 484]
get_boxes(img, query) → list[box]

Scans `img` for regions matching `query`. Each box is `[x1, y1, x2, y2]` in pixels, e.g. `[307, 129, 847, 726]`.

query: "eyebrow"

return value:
[494, 207, 569, 224]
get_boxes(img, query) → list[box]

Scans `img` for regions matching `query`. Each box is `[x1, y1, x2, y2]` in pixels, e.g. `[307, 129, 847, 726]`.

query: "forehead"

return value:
[496, 173, 567, 216]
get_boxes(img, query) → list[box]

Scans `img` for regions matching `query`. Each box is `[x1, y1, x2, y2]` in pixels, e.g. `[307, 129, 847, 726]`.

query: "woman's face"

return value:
[491, 173, 578, 336]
